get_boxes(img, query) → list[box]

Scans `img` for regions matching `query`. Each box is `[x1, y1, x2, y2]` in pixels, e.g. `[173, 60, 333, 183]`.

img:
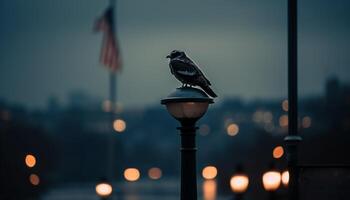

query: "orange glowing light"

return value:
[230, 174, 249, 194]
[302, 116, 312, 128]
[113, 119, 126, 133]
[29, 174, 40, 186]
[95, 182, 113, 197]
[282, 100, 289, 112]
[281, 170, 289, 187]
[148, 167, 162, 180]
[227, 124, 239, 136]
[124, 168, 140, 182]
[279, 115, 288, 127]
[272, 146, 284, 159]
[202, 166, 218, 180]
[25, 154, 36, 168]
[203, 180, 217, 200]
[262, 171, 281, 191]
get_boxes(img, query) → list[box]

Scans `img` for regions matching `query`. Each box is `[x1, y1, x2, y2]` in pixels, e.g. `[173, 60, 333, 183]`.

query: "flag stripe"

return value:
[95, 7, 121, 72]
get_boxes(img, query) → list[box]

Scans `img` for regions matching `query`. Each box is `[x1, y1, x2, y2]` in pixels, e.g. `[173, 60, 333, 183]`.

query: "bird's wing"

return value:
[169, 63, 174, 74]
[185, 58, 212, 85]
[170, 58, 198, 76]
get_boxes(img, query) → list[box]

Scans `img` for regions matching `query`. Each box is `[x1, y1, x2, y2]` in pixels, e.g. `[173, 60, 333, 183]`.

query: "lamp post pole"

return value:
[178, 121, 198, 200]
[235, 194, 243, 200]
[285, 0, 302, 199]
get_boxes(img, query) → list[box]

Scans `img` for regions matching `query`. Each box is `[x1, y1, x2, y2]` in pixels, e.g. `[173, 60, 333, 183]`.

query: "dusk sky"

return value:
[0, 0, 349, 108]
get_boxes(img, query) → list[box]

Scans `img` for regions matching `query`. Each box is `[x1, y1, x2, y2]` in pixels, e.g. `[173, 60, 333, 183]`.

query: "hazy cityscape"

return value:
[1, 77, 349, 199]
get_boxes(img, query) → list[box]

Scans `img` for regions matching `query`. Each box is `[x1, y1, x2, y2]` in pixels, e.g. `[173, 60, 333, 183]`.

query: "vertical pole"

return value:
[178, 122, 198, 200]
[108, 1, 117, 197]
[109, 71, 117, 180]
[235, 194, 243, 200]
[285, 0, 302, 200]
[288, 0, 297, 140]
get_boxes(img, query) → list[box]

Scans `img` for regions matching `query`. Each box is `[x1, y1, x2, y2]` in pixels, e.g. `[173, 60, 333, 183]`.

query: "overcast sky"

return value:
[0, 0, 349, 108]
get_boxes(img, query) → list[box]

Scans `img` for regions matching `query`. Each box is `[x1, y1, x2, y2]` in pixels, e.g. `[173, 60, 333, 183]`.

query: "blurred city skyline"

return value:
[1, 0, 350, 109]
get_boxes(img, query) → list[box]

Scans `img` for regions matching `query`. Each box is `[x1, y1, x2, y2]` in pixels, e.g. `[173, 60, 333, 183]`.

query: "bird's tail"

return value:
[201, 85, 217, 98]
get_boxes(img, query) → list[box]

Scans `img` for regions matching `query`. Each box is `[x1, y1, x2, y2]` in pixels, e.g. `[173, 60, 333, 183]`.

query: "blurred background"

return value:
[0, 0, 349, 199]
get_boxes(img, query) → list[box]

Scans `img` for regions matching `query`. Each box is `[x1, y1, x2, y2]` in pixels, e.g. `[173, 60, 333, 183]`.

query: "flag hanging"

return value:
[95, 6, 122, 72]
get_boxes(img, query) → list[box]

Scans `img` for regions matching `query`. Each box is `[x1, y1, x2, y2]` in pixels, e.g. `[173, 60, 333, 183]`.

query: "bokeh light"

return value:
[25, 154, 36, 168]
[202, 166, 218, 180]
[230, 174, 249, 194]
[272, 146, 284, 159]
[302, 116, 312, 128]
[262, 171, 281, 191]
[226, 123, 239, 136]
[29, 174, 40, 186]
[282, 100, 289, 112]
[252, 111, 264, 123]
[281, 170, 289, 187]
[148, 167, 162, 180]
[203, 180, 217, 200]
[113, 119, 126, 133]
[279, 115, 289, 127]
[124, 168, 140, 182]
[102, 100, 112, 112]
[263, 111, 273, 123]
[95, 182, 113, 197]
[199, 124, 210, 136]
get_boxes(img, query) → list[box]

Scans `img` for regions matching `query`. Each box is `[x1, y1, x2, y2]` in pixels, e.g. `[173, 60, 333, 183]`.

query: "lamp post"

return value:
[230, 165, 249, 200]
[161, 87, 214, 200]
[95, 180, 113, 200]
[262, 168, 281, 200]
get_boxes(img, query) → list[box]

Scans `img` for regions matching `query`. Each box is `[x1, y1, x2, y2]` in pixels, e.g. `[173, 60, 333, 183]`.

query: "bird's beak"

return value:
[166, 55, 170, 58]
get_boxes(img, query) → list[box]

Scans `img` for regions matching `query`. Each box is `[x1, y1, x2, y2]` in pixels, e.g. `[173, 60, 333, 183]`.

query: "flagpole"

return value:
[108, 0, 117, 185]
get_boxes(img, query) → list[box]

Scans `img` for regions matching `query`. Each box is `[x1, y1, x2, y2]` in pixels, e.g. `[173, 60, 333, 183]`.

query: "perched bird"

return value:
[166, 50, 217, 97]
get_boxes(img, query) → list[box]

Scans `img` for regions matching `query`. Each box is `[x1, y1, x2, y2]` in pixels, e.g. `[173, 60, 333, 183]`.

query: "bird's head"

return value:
[166, 50, 185, 59]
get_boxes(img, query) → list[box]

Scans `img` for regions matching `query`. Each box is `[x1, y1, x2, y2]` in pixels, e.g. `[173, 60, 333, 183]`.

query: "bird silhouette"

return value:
[166, 50, 217, 98]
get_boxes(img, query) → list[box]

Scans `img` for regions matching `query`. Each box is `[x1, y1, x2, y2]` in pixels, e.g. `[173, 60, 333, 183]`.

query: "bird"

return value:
[166, 50, 217, 98]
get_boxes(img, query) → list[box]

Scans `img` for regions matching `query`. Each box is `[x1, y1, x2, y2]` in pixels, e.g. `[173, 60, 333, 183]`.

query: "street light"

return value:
[230, 165, 249, 200]
[262, 167, 281, 200]
[281, 170, 289, 187]
[202, 166, 218, 180]
[95, 181, 113, 200]
[161, 87, 214, 200]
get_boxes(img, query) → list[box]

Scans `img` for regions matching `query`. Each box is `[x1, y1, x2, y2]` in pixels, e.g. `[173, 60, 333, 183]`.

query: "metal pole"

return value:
[235, 194, 243, 200]
[178, 122, 198, 200]
[284, 0, 302, 200]
[108, 71, 117, 178]
[268, 192, 276, 200]
[107, 0, 117, 189]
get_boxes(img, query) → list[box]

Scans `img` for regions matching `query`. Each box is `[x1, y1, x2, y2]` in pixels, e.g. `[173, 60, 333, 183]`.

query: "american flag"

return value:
[95, 7, 122, 72]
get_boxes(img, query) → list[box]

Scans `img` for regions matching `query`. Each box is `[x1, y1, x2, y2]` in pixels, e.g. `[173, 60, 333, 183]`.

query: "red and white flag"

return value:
[95, 7, 122, 72]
